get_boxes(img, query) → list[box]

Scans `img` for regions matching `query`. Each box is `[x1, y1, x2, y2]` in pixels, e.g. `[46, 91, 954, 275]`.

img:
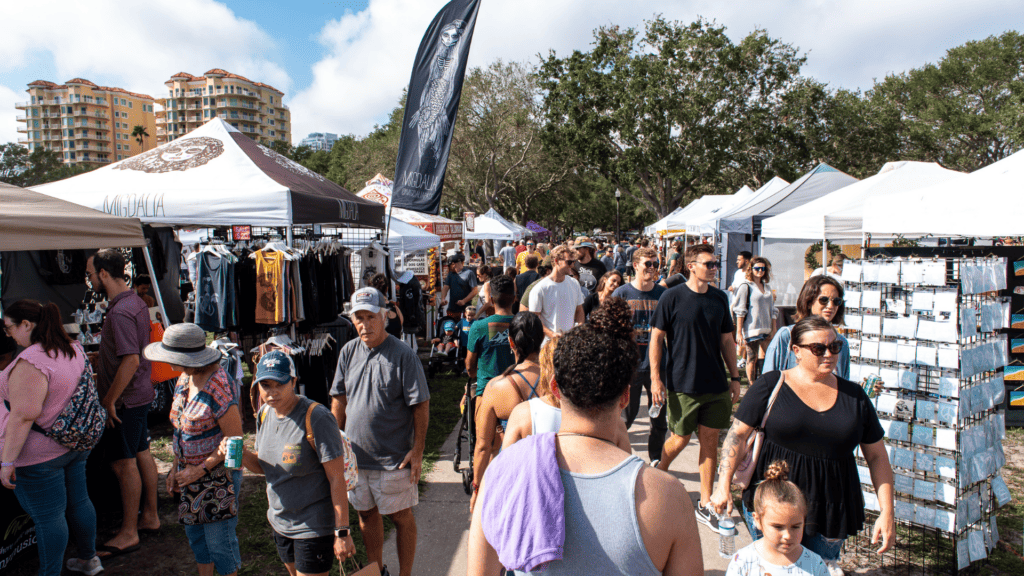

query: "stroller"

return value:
[426, 315, 465, 377]
[452, 377, 477, 494]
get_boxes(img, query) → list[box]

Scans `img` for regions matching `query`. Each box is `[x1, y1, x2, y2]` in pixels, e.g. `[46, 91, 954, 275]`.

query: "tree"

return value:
[131, 125, 149, 149]
[269, 139, 292, 157]
[443, 60, 577, 222]
[0, 143, 29, 185]
[0, 144, 95, 187]
[539, 17, 808, 218]
[870, 31, 1024, 172]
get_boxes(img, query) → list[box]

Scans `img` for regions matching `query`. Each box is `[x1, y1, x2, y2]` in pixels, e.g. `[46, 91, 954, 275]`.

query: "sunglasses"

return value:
[640, 261, 658, 269]
[796, 341, 843, 357]
[699, 260, 721, 269]
[817, 296, 843, 307]
[562, 259, 576, 265]
[752, 266, 766, 272]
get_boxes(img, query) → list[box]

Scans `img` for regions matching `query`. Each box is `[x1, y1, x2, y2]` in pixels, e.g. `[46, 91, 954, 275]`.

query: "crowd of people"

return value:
[0, 236, 897, 576]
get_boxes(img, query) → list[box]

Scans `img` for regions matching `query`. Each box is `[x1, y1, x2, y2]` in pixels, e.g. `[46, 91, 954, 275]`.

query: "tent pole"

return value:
[286, 226, 294, 248]
[142, 245, 169, 329]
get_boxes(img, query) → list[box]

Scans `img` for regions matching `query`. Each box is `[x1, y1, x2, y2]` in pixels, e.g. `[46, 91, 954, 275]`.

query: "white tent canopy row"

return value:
[718, 166, 858, 235]
[863, 148, 1024, 238]
[33, 118, 386, 229]
[761, 161, 967, 241]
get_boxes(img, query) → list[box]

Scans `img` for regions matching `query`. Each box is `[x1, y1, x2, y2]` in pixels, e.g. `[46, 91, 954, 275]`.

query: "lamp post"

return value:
[615, 188, 621, 243]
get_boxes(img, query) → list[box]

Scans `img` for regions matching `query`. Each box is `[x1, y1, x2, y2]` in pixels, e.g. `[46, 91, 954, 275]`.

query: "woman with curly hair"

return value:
[468, 298, 703, 576]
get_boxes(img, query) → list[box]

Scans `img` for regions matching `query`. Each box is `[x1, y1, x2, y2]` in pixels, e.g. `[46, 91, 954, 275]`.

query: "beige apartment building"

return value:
[156, 69, 290, 145]
[15, 79, 157, 166]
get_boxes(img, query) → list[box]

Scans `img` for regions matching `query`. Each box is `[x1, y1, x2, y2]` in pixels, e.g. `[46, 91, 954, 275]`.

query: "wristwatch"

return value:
[729, 376, 741, 381]
[336, 526, 350, 538]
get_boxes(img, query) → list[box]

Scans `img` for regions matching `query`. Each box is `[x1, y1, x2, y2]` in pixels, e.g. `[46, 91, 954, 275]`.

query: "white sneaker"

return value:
[737, 358, 746, 369]
[650, 459, 660, 469]
[66, 556, 104, 576]
[825, 560, 844, 576]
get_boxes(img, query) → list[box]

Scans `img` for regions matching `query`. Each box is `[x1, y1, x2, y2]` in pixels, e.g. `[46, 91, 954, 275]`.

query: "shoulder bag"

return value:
[733, 371, 786, 490]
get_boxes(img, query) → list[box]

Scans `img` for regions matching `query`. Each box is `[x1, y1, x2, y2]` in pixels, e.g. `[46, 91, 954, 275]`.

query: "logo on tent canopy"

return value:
[115, 137, 224, 173]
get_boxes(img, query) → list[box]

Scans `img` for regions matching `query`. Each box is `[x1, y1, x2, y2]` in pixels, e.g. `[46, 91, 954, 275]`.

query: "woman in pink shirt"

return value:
[1, 300, 101, 576]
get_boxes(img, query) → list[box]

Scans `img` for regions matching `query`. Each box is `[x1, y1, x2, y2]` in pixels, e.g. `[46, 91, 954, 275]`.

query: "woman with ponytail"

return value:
[468, 298, 704, 576]
[470, 311, 544, 512]
[1, 300, 102, 576]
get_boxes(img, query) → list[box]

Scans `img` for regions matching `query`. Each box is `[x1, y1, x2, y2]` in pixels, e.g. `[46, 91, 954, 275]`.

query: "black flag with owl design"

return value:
[391, 0, 481, 215]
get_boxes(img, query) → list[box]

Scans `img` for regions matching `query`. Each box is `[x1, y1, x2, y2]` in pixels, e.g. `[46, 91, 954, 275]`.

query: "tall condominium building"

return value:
[14, 79, 157, 166]
[299, 132, 339, 151]
[155, 69, 291, 145]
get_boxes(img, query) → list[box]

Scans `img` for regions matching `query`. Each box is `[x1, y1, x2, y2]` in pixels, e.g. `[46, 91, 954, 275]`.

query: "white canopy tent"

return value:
[760, 162, 965, 305]
[355, 175, 463, 242]
[863, 149, 1024, 238]
[645, 207, 683, 236]
[761, 161, 966, 241]
[719, 166, 858, 235]
[464, 208, 523, 241]
[32, 119, 385, 231]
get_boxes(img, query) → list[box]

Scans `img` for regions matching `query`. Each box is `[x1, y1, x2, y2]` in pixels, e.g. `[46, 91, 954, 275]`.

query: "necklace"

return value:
[556, 432, 617, 447]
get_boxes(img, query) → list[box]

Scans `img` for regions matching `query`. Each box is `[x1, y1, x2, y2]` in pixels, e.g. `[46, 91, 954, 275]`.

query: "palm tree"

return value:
[131, 125, 149, 150]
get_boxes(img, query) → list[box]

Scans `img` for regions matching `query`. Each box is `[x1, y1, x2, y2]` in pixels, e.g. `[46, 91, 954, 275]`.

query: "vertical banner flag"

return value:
[391, 0, 481, 215]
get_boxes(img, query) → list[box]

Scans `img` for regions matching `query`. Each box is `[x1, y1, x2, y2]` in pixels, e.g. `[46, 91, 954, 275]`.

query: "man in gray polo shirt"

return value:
[331, 287, 430, 576]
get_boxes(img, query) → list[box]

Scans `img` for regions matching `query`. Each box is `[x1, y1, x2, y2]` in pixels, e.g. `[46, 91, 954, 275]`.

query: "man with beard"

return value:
[573, 237, 607, 293]
[86, 249, 161, 558]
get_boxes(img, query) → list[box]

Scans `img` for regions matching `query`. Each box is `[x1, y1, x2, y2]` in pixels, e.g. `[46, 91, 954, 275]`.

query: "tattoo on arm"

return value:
[719, 424, 744, 475]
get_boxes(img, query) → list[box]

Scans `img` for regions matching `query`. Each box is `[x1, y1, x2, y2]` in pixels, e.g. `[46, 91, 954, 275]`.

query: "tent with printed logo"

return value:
[32, 118, 385, 229]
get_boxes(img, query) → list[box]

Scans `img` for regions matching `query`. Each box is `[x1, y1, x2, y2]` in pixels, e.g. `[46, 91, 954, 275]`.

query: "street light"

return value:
[615, 188, 621, 243]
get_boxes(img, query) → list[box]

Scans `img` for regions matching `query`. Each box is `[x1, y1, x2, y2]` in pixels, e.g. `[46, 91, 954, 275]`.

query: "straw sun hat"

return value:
[143, 323, 222, 368]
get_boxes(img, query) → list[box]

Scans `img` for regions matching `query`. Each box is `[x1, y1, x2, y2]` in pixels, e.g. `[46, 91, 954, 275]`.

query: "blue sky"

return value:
[0, 0, 1018, 145]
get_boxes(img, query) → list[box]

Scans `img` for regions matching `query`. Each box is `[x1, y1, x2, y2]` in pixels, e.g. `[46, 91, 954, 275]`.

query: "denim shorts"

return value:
[273, 531, 334, 574]
[741, 501, 845, 561]
[182, 470, 242, 575]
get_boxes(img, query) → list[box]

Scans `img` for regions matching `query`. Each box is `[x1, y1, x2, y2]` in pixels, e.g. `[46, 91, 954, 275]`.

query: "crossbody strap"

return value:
[3, 399, 47, 435]
[759, 371, 787, 430]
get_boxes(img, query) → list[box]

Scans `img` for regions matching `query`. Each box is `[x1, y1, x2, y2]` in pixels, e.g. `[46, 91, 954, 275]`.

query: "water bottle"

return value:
[649, 402, 663, 419]
[718, 518, 737, 559]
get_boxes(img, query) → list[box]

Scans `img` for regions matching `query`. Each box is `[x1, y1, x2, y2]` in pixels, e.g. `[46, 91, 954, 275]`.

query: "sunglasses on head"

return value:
[796, 341, 843, 357]
[817, 296, 843, 307]
[752, 266, 766, 272]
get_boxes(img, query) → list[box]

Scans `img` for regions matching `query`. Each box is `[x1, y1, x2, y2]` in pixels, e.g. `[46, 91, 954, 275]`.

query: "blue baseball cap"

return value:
[254, 350, 296, 384]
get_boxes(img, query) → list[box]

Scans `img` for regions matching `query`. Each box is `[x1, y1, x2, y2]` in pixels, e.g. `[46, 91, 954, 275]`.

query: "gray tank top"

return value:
[523, 455, 660, 576]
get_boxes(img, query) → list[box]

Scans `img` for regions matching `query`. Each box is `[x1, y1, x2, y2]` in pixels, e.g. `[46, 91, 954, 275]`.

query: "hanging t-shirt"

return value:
[39, 249, 88, 285]
[196, 250, 237, 331]
[355, 245, 387, 289]
[468, 314, 515, 395]
[398, 279, 424, 331]
[256, 250, 286, 324]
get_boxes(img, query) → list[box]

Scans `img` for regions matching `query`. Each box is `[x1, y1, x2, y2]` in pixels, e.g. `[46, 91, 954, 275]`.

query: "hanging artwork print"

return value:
[391, 0, 481, 215]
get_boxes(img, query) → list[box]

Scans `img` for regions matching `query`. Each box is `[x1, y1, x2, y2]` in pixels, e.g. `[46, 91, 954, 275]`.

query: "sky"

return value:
[0, 0, 1017, 146]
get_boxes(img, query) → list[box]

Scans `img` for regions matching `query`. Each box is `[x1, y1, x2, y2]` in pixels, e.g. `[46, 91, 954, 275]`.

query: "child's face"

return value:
[464, 310, 475, 321]
[753, 503, 805, 556]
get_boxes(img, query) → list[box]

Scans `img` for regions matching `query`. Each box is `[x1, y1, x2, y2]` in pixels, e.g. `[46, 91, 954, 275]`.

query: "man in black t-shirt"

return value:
[650, 243, 741, 532]
[573, 237, 607, 293]
[514, 255, 540, 306]
[441, 253, 479, 318]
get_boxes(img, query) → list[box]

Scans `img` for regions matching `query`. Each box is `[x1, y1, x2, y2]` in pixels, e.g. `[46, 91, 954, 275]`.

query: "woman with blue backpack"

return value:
[1, 300, 104, 576]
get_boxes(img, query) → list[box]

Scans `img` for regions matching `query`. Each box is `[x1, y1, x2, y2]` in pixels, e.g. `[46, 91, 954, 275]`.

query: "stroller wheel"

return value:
[461, 468, 473, 495]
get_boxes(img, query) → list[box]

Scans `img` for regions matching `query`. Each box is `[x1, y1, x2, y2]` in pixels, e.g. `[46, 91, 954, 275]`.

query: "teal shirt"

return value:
[468, 314, 515, 395]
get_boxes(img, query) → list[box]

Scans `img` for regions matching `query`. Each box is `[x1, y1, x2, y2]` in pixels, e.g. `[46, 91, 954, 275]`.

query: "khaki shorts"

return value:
[666, 390, 733, 437]
[348, 468, 419, 516]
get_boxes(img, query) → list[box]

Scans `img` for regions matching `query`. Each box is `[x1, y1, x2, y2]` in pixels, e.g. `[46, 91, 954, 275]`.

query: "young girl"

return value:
[726, 460, 829, 576]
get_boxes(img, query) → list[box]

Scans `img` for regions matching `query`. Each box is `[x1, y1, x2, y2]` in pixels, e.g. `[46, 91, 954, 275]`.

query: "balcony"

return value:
[155, 117, 166, 124]
[16, 114, 27, 121]
[157, 128, 166, 136]
[15, 101, 29, 109]
[17, 125, 28, 133]
[42, 111, 61, 118]
[186, 115, 200, 123]
[16, 137, 28, 143]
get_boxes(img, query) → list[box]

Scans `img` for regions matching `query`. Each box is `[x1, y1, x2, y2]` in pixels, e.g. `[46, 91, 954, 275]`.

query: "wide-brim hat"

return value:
[143, 323, 221, 367]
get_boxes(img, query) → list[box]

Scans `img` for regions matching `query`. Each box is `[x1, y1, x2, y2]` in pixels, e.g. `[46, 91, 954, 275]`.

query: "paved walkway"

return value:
[381, 399, 754, 575]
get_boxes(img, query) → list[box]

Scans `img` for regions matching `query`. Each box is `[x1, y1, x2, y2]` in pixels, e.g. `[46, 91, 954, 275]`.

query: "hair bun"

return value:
[588, 297, 633, 340]
[763, 460, 790, 482]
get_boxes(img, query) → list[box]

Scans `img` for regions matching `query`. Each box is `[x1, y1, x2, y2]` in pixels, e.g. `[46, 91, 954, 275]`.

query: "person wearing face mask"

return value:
[763, 276, 850, 379]
[330, 288, 430, 576]
[711, 316, 895, 576]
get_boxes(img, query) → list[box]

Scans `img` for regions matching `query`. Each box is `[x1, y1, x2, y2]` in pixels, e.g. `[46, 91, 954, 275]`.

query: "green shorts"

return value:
[666, 390, 732, 437]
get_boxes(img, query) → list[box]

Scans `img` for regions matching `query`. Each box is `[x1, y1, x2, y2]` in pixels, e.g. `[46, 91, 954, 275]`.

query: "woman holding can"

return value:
[144, 323, 243, 576]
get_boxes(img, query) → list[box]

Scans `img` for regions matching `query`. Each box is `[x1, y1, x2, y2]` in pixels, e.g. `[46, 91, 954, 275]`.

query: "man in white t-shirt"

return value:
[526, 245, 585, 342]
[728, 251, 752, 294]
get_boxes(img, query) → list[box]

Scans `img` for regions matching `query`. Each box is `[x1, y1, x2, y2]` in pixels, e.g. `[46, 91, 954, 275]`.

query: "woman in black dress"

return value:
[710, 315, 895, 576]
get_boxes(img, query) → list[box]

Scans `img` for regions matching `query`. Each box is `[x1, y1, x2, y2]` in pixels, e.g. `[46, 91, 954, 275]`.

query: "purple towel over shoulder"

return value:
[480, 432, 565, 571]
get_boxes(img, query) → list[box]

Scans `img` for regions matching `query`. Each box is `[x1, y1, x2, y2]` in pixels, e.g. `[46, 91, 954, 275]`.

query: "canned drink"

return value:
[225, 436, 244, 469]
[863, 374, 882, 398]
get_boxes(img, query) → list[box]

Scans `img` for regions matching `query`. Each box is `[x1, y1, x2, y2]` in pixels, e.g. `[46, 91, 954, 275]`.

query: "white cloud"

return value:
[0, 85, 20, 146]
[290, 0, 1017, 140]
[0, 0, 290, 142]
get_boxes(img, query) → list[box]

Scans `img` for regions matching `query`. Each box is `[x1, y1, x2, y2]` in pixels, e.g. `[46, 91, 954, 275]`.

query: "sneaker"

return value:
[825, 560, 845, 576]
[737, 358, 746, 369]
[694, 501, 719, 531]
[650, 459, 660, 469]
[380, 566, 391, 576]
[66, 556, 104, 576]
